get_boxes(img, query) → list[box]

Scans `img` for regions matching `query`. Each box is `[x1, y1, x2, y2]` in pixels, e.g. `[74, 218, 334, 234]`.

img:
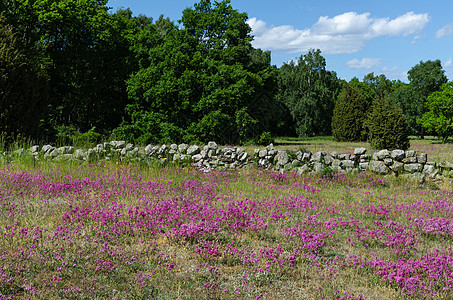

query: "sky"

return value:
[107, 0, 453, 82]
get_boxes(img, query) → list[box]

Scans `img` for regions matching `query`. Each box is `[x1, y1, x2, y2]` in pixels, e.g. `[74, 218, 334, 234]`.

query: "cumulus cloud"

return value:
[247, 11, 430, 54]
[436, 23, 453, 38]
[444, 58, 453, 68]
[346, 58, 383, 69]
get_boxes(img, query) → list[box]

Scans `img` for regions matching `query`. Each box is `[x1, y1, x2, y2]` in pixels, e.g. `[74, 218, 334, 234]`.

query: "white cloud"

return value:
[346, 58, 383, 69]
[247, 11, 430, 54]
[435, 23, 453, 38]
[444, 58, 453, 68]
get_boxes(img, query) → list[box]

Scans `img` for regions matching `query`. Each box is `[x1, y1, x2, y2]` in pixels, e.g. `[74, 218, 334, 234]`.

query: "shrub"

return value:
[332, 83, 366, 141]
[364, 96, 409, 150]
[256, 131, 274, 146]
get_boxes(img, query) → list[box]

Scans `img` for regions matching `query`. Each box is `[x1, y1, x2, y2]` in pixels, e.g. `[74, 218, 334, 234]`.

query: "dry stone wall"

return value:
[7, 141, 453, 183]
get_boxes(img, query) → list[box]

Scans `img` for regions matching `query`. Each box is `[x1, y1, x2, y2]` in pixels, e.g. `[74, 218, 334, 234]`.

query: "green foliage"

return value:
[0, 14, 48, 143]
[256, 132, 274, 146]
[390, 84, 424, 136]
[364, 97, 409, 150]
[332, 83, 366, 142]
[277, 49, 341, 137]
[408, 60, 448, 99]
[418, 82, 453, 143]
[120, 0, 278, 144]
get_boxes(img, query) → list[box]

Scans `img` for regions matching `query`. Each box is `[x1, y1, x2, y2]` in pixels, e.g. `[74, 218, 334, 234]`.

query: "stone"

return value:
[145, 144, 153, 154]
[404, 163, 423, 173]
[311, 151, 326, 162]
[254, 149, 260, 158]
[375, 149, 390, 160]
[268, 150, 278, 157]
[359, 162, 369, 170]
[266, 144, 274, 151]
[259, 150, 267, 158]
[341, 160, 355, 168]
[42, 145, 54, 153]
[207, 141, 218, 150]
[423, 164, 437, 176]
[389, 161, 404, 173]
[74, 149, 85, 160]
[178, 144, 188, 154]
[192, 154, 203, 162]
[401, 172, 425, 184]
[406, 150, 416, 157]
[331, 151, 339, 159]
[302, 152, 312, 161]
[186, 145, 200, 155]
[369, 161, 389, 174]
[354, 147, 367, 155]
[313, 162, 325, 174]
[332, 159, 341, 168]
[116, 141, 126, 149]
[236, 147, 245, 155]
[338, 153, 350, 160]
[29, 145, 40, 153]
[391, 149, 405, 161]
[360, 154, 371, 161]
[295, 151, 304, 161]
[402, 156, 417, 164]
[276, 150, 289, 166]
[383, 158, 393, 166]
[425, 161, 437, 166]
[324, 155, 333, 166]
[416, 153, 427, 164]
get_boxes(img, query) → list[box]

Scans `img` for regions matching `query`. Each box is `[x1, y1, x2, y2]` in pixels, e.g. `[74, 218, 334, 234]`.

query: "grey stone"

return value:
[266, 144, 274, 151]
[29, 145, 40, 153]
[369, 161, 389, 174]
[192, 154, 203, 162]
[359, 162, 370, 170]
[200, 149, 208, 159]
[144, 144, 153, 154]
[238, 151, 248, 162]
[401, 172, 425, 184]
[341, 160, 355, 168]
[302, 152, 312, 161]
[423, 164, 437, 176]
[207, 141, 218, 150]
[311, 151, 326, 162]
[236, 147, 245, 155]
[383, 158, 393, 166]
[268, 150, 278, 157]
[331, 151, 339, 159]
[391, 149, 405, 161]
[417, 153, 427, 164]
[338, 153, 350, 160]
[375, 149, 390, 160]
[324, 155, 333, 166]
[276, 150, 289, 166]
[125, 143, 134, 151]
[87, 149, 96, 161]
[187, 145, 200, 155]
[67, 146, 74, 154]
[170, 144, 178, 151]
[442, 161, 453, 170]
[116, 141, 126, 149]
[389, 161, 404, 173]
[354, 147, 367, 155]
[425, 161, 437, 166]
[402, 156, 417, 163]
[42, 145, 54, 153]
[406, 150, 416, 157]
[74, 149, 85, 160]
[313, 162, 325, 174]
[404, 163, 423, 173]
[291, 159, 301, 168]
[178, 144, 188, 154]
[259, 150, 267, 158]
[332, 159, 341, 168]
[254, 149, 260, 158]
[360, 154, 371, 161]
[295, 151, 304, 161]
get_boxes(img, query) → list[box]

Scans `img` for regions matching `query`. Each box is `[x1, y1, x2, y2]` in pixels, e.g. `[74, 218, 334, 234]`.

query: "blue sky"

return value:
[107, 0, 453, 82]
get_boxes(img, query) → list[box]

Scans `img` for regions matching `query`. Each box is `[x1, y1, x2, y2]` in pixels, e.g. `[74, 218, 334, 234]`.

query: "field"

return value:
[1, 139, 453, 299]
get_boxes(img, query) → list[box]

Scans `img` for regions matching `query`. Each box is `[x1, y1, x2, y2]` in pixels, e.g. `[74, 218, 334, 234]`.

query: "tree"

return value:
[364, 96, 409, 150]
[418, 82, 453, 143]
[277, 49, 341, 137]
[390, 84, 424, 136]
[332, 83, 366, 141]
[0, 14, 48, 142]
[117, 0, 278, 144]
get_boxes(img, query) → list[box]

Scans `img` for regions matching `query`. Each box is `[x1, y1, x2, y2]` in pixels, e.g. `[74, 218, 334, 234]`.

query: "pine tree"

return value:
[364, 96, 409, 150]
[332, 83, 366, 141]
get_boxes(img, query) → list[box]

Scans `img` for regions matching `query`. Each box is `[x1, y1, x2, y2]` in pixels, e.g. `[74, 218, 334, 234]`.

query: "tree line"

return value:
[1, 0, 451, 147]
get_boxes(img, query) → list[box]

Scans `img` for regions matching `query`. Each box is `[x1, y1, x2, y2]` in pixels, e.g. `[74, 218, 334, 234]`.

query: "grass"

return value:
[0, 138, 453, 299]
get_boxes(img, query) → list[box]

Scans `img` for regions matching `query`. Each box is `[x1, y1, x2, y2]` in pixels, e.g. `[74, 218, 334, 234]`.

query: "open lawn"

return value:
[0, 149, 452, 299]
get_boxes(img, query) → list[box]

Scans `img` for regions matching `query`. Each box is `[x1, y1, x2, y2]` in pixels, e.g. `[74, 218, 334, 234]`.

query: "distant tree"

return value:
[364, 96, 409, 150]
[390, 84, 424, 136]
[277, 49, 341, 137]
[332, 83, 366, 141]
[418, 82, 453, 143]
[0, 14, 48, 142]
[408, 60, 448, 99]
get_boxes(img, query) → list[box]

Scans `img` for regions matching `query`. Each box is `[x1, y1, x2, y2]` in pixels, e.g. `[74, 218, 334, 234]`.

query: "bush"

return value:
[364, 96, 409, 150]
[332, 83, 366, 141]
[256, 132, 274, 146]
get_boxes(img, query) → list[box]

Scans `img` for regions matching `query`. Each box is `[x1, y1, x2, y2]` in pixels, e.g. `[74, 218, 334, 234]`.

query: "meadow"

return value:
[1, 138, 453, 299]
